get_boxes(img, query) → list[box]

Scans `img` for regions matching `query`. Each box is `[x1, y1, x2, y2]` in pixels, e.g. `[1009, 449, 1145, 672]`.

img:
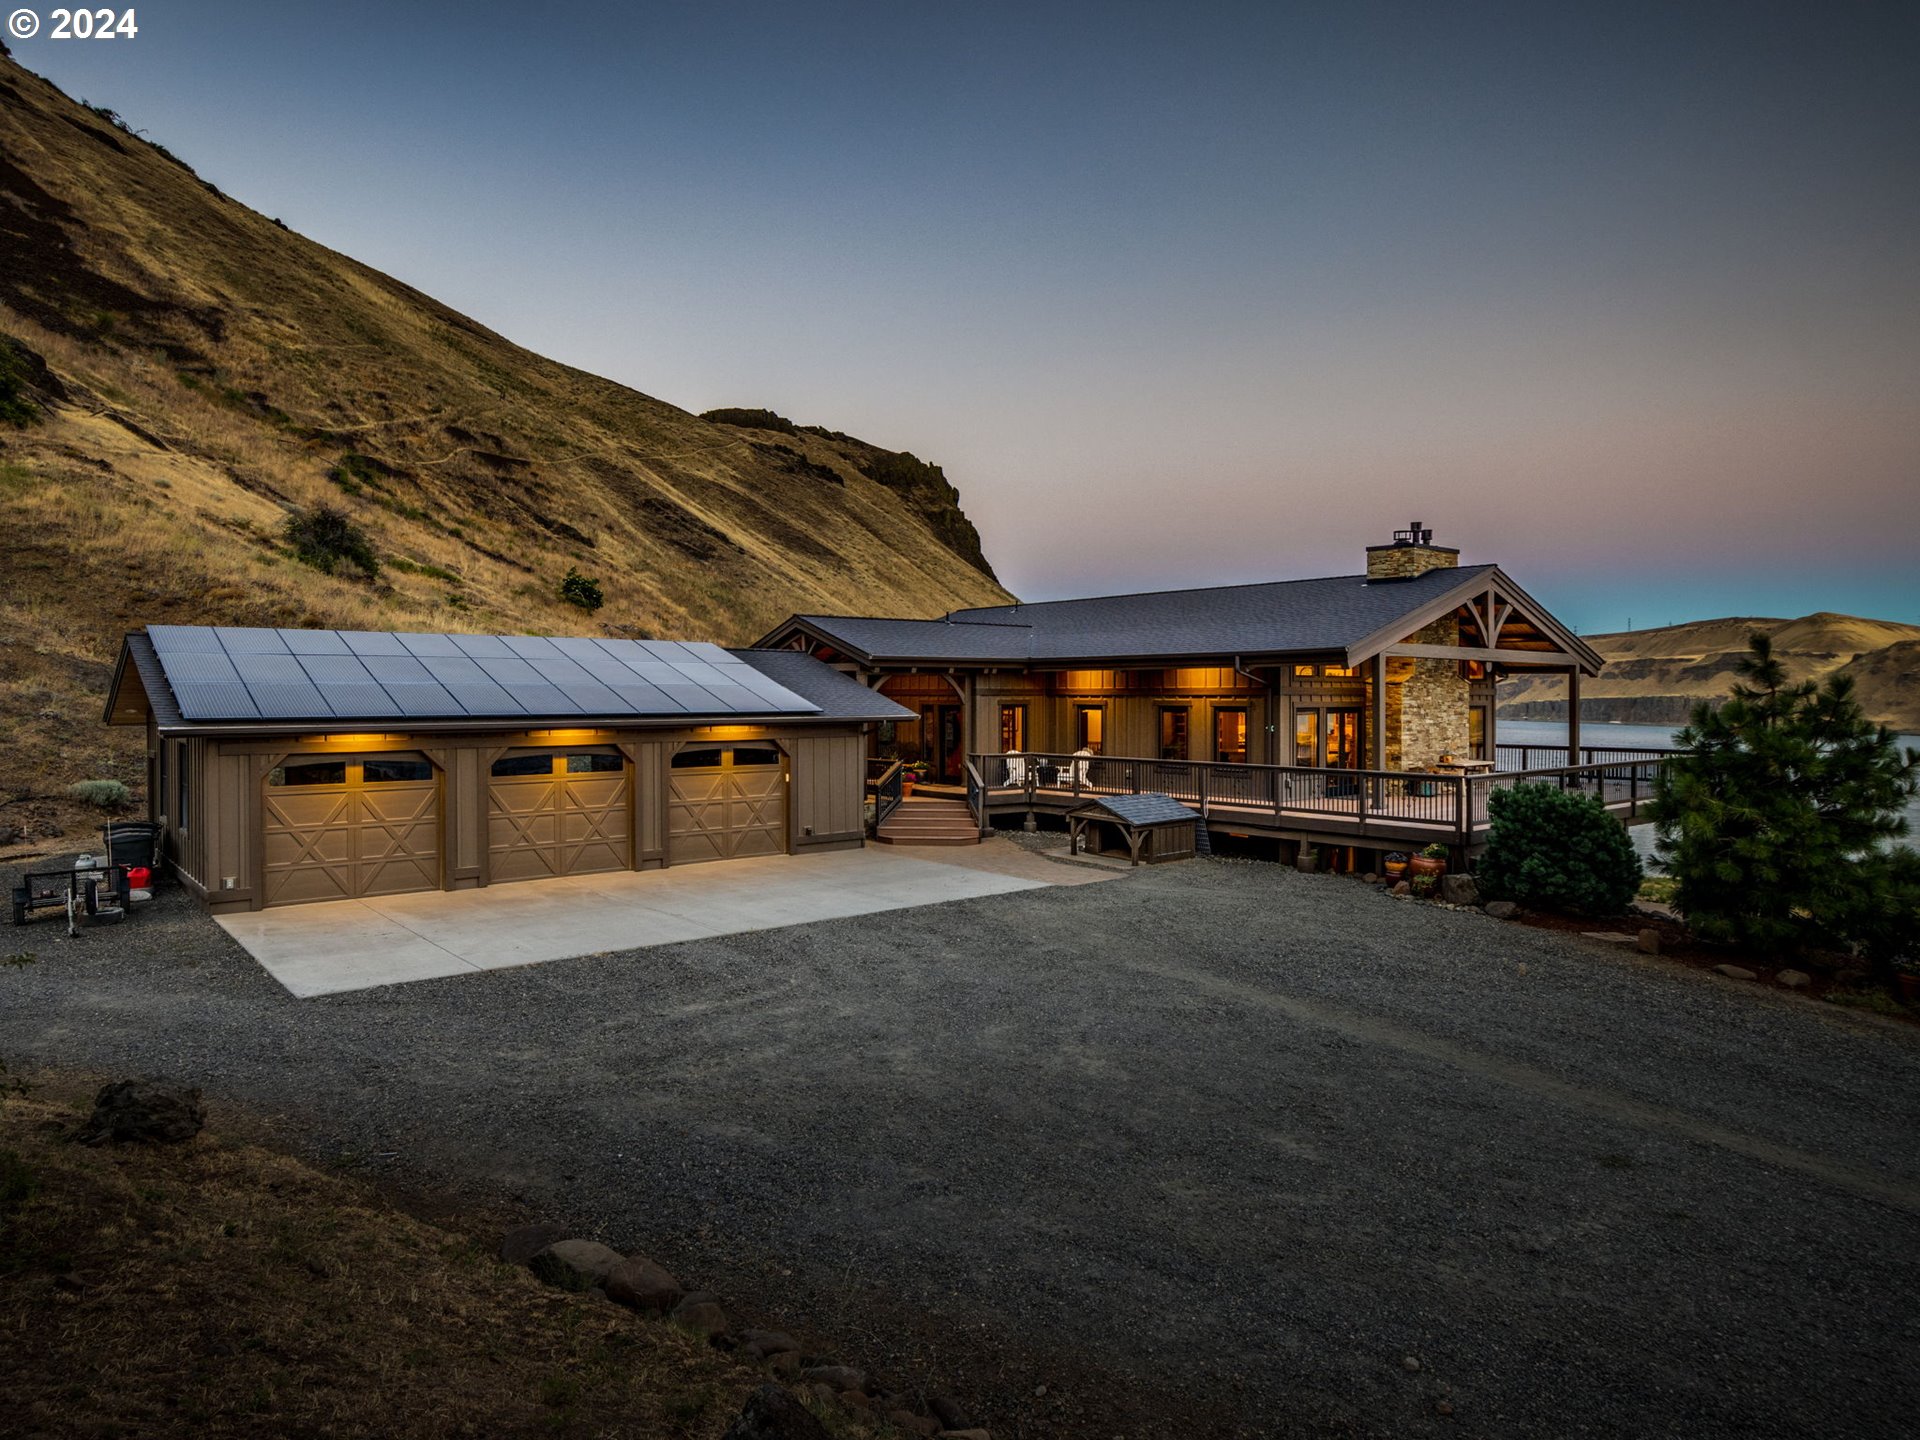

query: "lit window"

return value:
[268, 759, 347, 787]
[491, 753, 554, 777]
[1293, 664, 1316, 677]
[1323, 664, 1355, 678]
[362, 757, 433, 784]
[1158, 707, 1190, 760]
[999, 705, 1026, 752]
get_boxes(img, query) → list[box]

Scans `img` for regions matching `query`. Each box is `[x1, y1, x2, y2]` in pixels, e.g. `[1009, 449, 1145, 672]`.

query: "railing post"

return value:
[1458, 775, 1470, 845]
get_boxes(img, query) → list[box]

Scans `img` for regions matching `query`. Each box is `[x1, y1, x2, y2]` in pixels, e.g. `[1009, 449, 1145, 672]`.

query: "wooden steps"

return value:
[875, 795, 981, 846]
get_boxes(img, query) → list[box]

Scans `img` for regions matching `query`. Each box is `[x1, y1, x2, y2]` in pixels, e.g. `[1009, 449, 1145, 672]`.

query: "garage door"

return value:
[667, 744, 788, 864]
[263, 753, 441, 907]
[488, 749, 631, 883]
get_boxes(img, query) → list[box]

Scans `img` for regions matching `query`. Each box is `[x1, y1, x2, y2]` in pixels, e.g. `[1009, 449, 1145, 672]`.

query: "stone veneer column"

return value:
[1364, 535, 1467, 769]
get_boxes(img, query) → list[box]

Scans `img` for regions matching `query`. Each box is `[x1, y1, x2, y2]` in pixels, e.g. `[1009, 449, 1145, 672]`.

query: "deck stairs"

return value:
[875, 794, 981, 846]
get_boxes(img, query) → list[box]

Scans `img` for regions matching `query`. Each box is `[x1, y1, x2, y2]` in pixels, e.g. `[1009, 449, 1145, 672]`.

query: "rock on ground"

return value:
[500, 1220, 569, 1266]
[1484, 899, 1519, 920]
[528, 1238, 623, 1289]
[605, 1256, 683, 1313]
[75, 1079, 205, 1145]
[1714, 964, 1758, 982]
[1777, 969, 1812, 991]
[721, 1383, 831, 1440]
[1440, 874, 1480, 907]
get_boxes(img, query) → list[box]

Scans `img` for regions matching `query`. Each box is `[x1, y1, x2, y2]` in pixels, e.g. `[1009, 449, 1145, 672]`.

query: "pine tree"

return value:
[1650, 633, 1920, 960]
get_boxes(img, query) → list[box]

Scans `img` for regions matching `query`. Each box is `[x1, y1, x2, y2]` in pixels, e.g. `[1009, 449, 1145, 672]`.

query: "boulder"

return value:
[720, 1383, 832, 1440]
[1713, 964, 1757, 982]
[1391, 881, 1412, 897]
[929, 1396, 975, 1431]
[768, 1352, 802, 1378]
[1439, 874, 1480, 907]
[801, 1364, 868, 1393]
[1635, 928, 1661, 956]
[1776, 968, 1812, 991]
[1484, 900, 1519, 920]
[741, 1329, 801, 1358]
[500, 1221, 569, 1266]
[75, 1080, 205, 1145]
[528, 1239, 624, 1290]
[670, 1296, 729, 1338]
[605, 1256, 683, 1314]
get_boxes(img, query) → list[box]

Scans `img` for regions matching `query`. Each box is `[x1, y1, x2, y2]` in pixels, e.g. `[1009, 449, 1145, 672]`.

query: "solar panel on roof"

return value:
[340, 631, 410, 656]
[143, 625, 823, 723]
[396, 632, 467, 657]
[279, 628, 351, 654]
[147, 625, 226, 654]
[215, 627, 291, 654]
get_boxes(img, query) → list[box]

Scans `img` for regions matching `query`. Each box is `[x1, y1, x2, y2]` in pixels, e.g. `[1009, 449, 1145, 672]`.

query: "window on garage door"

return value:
[666, 744, 789, 865]
[487, 749, 632, 883]
[262, 752, 441, 907]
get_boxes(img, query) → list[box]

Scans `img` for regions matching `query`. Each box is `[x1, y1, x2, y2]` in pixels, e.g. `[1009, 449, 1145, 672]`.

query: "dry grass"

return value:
[0, 1076, 891, 1439]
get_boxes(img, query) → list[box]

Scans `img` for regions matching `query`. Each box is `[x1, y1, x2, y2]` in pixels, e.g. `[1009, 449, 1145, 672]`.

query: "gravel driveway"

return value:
[4, 853, 1917, 1438]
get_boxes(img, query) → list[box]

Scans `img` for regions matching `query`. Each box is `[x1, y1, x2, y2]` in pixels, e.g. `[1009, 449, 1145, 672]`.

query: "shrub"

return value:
[557, 567, 604, 611]
[1478, 782, 1643, 916]
[67, 779, 131, 809]
[284, 505, 380, 579]
[1650, 633, 1919, 960]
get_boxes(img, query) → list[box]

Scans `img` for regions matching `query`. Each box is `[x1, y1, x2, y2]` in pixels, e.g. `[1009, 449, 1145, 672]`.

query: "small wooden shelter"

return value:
[1068, 793, 1197, 866]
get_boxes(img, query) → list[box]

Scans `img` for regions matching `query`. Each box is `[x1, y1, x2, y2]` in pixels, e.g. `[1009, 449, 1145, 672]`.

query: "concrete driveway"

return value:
[215, 840, 1116, 997]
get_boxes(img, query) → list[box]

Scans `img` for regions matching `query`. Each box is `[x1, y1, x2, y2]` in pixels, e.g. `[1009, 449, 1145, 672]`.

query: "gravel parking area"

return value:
[4, 856, 1918, 1438]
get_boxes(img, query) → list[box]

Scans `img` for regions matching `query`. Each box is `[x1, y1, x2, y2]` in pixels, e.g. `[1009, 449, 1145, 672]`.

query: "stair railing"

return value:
[869, 758, 905, 832]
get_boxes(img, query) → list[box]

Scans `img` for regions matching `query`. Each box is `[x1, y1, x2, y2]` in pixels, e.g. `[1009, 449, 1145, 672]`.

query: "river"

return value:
[1499, 718, 1920, 865]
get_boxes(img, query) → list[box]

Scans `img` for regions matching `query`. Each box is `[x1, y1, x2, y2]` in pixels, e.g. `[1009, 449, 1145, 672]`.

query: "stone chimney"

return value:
[1366, 520, 1459, 580]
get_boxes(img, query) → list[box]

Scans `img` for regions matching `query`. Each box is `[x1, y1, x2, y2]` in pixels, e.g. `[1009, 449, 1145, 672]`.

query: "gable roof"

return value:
[1072, 793, 1198, 826]
[765, 563, 1599, 672]
[108, 627, 912, 730]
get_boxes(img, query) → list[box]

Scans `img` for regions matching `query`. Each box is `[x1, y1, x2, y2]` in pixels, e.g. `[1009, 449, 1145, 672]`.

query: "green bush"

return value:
[285, 505, 380, 580]
[1478, 782, 1643, 916]
[67, 779, 131, 810]
[557, 566, 604, 611]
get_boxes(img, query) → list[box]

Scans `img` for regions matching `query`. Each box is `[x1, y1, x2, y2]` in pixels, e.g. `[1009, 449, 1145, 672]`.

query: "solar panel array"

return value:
[144, 626, 822, 723]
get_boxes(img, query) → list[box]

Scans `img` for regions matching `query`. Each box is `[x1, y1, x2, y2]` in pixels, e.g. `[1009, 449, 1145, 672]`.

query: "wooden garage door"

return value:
[263, 754, 441, 908]
[488, 750, 631, 883]
[667, 744, 788, 865]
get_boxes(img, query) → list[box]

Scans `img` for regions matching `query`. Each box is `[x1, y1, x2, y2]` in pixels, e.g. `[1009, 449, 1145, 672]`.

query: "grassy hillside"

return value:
[0, 52, 1010, 847]
[1498, 612, 1920, 731]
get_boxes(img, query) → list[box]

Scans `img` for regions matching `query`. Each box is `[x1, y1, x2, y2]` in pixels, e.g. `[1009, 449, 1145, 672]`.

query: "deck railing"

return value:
[973, 749, 1673, 847]
[867, 757, 905, 830]
[1495, 742, 1677, 771]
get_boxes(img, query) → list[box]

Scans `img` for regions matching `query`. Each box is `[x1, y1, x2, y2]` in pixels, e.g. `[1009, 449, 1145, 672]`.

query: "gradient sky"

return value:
[13, 1, 1918, 630]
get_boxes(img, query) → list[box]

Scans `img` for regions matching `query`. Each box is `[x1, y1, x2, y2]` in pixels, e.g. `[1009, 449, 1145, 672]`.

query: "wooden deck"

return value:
[955, 746, 1672, 856]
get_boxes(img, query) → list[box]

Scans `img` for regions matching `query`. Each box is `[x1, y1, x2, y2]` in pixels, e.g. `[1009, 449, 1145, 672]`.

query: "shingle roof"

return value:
[114, 626, 907, 728]
[1074, 793, 1196, 826]
[786, 565, 1499, 664]
[730, 649, 915, 722]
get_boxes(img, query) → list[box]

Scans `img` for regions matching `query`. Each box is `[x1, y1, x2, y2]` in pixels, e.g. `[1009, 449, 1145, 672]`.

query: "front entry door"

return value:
[922, 704, 962, 783]
[1325, 709, 1362, 769]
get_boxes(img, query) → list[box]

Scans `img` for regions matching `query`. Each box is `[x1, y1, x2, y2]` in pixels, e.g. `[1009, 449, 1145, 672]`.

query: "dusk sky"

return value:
[14, 1, 1918, 631]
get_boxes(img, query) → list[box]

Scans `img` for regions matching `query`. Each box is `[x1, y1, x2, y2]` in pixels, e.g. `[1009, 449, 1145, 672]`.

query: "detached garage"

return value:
[104, 626, 911, 912]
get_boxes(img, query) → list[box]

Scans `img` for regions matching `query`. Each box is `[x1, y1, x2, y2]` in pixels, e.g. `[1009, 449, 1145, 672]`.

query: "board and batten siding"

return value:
[785, 730, 866, 848]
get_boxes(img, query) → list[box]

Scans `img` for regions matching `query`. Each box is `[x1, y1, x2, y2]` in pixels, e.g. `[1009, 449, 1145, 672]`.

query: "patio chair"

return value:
[1003, 753, 1028, 787]
[1059, 750, 1092, 789]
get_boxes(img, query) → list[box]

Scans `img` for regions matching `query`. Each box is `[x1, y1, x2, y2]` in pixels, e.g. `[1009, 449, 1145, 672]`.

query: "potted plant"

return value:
[1410, 872, 1438, 900]
[1383, 851, 1410, 880]
[901, 761, 928, 799]
[1407, 843, 1449, 880]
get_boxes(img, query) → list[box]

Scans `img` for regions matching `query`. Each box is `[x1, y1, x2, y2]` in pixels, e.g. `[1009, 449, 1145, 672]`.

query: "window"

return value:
[1461, 660, 1488, 680]
[1158, 707, 1190, 760]
[671, 747, 726, 769]
[999, 704, 1026, 753]
[1323, 664, 1355, 678]
[730, 747, 781, 767]
[564, 753, 624, 774]
[268, 758, 347, 787]
[1075, 705, 1105, 753]
[1293, 664, 1316, 677]
[1469, 706, 1489, 760]
[1215, 708, 1248, 765]
[363, 757, 434, 783]
[491, 753, 554, 777]
[1294, 709, 1319, 766]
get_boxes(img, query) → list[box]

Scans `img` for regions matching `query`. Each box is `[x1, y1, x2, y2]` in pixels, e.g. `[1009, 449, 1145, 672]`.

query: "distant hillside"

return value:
[1499, 612, 1920, 732]
[0, 52, 1011, 844]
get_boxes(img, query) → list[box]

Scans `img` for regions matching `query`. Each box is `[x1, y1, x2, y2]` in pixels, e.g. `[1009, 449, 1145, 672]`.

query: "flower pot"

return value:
[900, 780, 915, 800]
[1383, 859, 1408, 879]
[1408, 855, 1447, 880]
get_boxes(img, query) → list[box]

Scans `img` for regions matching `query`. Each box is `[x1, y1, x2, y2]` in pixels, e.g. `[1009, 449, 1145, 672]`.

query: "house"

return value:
[756, 523, 1604, 781]
[103, 626, 911, 912]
